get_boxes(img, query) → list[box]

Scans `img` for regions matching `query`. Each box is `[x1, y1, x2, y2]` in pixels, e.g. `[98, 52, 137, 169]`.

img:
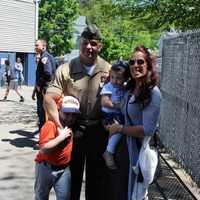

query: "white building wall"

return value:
[0, 0, 35, 53]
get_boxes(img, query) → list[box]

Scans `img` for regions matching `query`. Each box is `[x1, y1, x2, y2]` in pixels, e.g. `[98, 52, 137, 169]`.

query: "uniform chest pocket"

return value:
[73, 76, 89, 91]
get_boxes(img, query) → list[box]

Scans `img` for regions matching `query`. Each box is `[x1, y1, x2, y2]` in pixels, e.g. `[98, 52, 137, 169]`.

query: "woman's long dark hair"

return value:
[127, 45, 158, 109]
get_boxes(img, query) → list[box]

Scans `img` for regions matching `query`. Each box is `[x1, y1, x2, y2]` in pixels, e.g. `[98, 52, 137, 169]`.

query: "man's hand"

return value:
[36, 86, 41, 93]
[44, 92, 63, 129]
[32, 88, 36, 100]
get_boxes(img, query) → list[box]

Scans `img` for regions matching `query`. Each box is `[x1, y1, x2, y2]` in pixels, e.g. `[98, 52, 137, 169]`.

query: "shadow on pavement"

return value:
[9, 129, 39, 138]
[1, 129, 39, 149]
[2, 137, 37, 149]
[0, 99, 16, 102]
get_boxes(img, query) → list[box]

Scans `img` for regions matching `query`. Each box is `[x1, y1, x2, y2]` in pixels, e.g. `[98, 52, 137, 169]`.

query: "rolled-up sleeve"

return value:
[143, 88, 161, 136]
[100, 83, 112, 95]
[47, 64, 69, 95]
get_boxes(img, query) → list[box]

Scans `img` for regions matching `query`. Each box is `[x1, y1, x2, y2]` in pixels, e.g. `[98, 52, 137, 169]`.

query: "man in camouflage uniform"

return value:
[44, 25, 111, 200]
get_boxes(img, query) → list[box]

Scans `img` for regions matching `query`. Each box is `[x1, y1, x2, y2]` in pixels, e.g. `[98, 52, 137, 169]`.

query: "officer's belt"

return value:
[79, 119, 100, 126]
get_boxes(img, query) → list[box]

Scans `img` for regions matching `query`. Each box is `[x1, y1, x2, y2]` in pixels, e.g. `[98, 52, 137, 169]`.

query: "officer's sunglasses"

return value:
[129, 59, 145, 65]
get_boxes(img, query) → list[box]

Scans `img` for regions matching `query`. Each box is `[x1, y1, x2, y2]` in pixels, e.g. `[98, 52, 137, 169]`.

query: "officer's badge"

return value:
[41, 57, 48, 64]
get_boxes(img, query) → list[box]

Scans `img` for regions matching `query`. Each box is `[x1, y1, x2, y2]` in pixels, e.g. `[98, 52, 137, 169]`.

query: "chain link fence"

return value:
[159, 30, 200, 187]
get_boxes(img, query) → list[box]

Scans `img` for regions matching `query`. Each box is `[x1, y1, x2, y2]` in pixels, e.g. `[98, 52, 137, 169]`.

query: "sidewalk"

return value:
[0, 86, 42, 200]
[0, 86, 85, 200]
[0, 86, 58, 200]
[0, 86, 198, 200]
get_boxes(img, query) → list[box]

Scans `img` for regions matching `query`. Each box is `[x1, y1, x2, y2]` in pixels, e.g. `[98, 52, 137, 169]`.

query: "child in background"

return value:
[34, 96, 80, 200]
[101, 60, 129, 170]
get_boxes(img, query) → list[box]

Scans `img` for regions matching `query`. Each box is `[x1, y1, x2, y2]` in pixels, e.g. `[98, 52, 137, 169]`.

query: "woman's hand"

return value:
[108, 120, 123, 137]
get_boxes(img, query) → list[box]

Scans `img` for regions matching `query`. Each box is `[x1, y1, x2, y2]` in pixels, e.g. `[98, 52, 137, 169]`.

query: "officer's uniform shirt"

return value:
[47, 56, 111, 120]
[36, 50, 56, 91]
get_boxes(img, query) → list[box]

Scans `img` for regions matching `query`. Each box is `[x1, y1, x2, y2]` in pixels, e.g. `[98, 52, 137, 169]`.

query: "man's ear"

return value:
[98, 42, 103, 51]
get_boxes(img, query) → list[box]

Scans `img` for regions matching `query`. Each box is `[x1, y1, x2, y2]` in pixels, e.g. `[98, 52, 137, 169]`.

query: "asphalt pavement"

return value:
[0, 86, 87, 200]
[0, 86, 197, 200]
[0, 86, 39, 200]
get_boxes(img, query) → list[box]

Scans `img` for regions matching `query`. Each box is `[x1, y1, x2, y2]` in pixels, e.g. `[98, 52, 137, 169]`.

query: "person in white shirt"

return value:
[15, 57, 24, 88]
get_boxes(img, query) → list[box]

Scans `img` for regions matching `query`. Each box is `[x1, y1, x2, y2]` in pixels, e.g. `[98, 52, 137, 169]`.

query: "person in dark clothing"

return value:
[2, 59, 25, 102]
[33, 39, 56, 130]
[4, 59, 11, 87]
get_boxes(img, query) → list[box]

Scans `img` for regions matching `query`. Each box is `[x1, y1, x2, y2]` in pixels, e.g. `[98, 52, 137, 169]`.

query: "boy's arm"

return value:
[101, 94, 114, 108]
[40, 127, 71, 154]
[101, 94, 121, 109]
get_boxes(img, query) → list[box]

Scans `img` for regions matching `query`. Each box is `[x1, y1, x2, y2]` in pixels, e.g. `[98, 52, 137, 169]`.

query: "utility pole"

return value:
[34, 0, 41, 40]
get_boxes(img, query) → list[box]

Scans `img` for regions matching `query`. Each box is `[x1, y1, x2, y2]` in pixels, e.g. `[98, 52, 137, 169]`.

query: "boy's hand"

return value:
[57, 127, 71, 140]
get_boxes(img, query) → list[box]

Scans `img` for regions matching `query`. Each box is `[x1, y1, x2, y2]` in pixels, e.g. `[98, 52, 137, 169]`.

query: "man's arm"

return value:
[44, 63, 69, 128]
[32, 86, 36, 100]
[37, 54, 54, 89]
[44, 92, 63, 128]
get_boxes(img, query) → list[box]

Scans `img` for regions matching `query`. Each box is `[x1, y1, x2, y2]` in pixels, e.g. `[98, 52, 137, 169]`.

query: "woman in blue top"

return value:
[108, 45, 161, 200]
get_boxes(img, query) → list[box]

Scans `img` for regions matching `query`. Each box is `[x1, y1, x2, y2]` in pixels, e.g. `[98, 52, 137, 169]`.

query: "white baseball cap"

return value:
[61, 96, 80, 113]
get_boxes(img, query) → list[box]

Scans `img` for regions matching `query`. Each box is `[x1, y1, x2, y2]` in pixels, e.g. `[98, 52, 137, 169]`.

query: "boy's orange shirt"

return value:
[35, 121, 72, 166]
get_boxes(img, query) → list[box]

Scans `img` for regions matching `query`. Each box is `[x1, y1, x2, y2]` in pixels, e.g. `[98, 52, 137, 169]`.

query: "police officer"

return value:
[44, 25, 112, 200]
[34, 39, 56, 130]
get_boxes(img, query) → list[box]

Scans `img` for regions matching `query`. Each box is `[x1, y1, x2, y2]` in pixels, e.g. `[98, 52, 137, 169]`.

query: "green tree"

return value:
[79, 0, 161, 61]
[39, 0, 78, 56]
[151, 0, 200, 30]
[114, 0, 200, 31]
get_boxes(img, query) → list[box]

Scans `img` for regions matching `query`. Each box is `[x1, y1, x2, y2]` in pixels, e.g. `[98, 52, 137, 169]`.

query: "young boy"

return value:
[34, 96, 80, 200]
[101, 60, 129, 170]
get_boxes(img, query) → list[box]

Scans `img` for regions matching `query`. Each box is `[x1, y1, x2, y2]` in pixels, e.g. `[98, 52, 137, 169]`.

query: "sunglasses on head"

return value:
[129, 59, 145, 65]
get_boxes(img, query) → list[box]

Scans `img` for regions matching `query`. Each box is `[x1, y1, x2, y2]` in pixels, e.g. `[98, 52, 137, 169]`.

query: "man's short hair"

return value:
[37, 39, 47, 49]
[81, 24, 102, 40]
